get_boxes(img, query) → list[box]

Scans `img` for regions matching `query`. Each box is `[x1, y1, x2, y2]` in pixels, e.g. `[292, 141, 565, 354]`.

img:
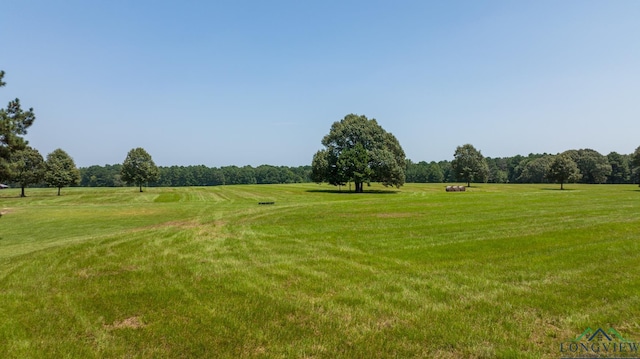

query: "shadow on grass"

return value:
[305, 188, 400, 195]
[540, 188, 578, 191]
[0, 192, 65, 198]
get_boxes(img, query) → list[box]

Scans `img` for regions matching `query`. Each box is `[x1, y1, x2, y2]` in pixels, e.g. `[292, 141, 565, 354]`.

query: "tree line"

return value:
[79, 163, 312, 188]
[406, 149, 639, 185]
[6, 148, 639, 193]
[7, 141, 638, 194]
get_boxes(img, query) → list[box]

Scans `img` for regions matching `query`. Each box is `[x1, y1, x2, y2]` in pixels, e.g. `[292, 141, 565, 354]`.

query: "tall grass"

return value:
[1, 184, 639, 358]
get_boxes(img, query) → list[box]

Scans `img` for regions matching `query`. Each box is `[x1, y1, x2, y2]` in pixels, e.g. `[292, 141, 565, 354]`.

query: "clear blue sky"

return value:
[2, 1, 639, 167]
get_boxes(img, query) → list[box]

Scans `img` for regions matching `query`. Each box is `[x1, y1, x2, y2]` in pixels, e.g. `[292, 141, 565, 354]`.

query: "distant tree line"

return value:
[78, 164, 312, 187]
[406, 148, 640, 185]
[75, 147, 639, 189]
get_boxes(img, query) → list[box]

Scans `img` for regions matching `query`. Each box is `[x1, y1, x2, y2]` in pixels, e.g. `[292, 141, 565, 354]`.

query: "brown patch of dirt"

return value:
[376, 316, 404, 329]
[151, 220, 201, 229]
[104, 316, 146, 330]
[77, 269, 90, 278]
[525, 314, 575, 352]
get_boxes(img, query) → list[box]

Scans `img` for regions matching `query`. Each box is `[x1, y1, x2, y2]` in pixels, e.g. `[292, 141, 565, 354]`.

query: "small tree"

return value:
[121, 147, 159, 192]
[9, 146, 45, 197]
[451, 144, 489, 187]
[45, 148, 80, 195]
[546, 153, 581, 190]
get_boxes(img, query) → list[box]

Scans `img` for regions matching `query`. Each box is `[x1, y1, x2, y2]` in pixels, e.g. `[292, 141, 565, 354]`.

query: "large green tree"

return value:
[311, 114, 405, 192]
[546, 153, 581, 190]
[121, 147, 159, 192]
[9, 146, 45, 197]
[451, 144, 489, 187]
[0, 71, 36, 181]
[45, 148, 80, 195]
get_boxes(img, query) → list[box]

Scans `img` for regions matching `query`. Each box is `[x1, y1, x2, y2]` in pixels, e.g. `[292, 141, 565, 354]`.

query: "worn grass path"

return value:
[1, 184, 639, 358]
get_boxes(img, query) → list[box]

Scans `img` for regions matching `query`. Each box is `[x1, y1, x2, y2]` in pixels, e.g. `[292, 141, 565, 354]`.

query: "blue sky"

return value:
[2, 1, 639, 167]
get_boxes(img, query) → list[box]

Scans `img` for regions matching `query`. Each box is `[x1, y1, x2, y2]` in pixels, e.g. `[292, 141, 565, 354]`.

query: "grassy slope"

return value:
[0, 184, 639, 358]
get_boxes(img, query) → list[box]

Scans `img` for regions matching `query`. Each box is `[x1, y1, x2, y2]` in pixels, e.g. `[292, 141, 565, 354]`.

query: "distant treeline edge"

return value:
[74, 150, 638, 187]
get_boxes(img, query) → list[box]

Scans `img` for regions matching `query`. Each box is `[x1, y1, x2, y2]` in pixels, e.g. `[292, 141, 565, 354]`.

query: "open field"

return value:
[1, 183, 639, 358]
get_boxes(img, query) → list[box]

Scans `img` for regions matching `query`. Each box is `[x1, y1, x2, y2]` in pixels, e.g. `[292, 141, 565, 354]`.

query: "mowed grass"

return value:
[1, 183, 639, 358]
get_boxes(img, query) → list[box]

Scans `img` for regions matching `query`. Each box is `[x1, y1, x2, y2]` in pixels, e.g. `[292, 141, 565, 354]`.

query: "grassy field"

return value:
[1, 183, 639, 358]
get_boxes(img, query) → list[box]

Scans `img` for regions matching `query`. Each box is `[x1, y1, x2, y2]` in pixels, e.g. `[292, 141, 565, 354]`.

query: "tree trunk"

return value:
[21, 186, 26, 197]
[57, 187, 61, 196]
[355, 182, 364, 193]
[560, 181, 564, 190]
[139, 184, 143, 192]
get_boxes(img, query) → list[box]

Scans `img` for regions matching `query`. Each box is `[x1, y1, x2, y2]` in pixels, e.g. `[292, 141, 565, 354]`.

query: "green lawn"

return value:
[1, 183, 639, 358]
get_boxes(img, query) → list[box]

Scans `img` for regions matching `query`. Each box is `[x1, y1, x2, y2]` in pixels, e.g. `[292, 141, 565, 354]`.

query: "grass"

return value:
[1, 183, 639, 358]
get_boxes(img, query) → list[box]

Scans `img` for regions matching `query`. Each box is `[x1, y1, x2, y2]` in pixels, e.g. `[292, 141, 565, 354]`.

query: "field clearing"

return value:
[1, 183, 639, 358]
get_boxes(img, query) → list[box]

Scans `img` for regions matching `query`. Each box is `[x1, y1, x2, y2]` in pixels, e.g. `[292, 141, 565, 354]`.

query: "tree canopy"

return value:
[451, 144, 489, 187]
[517, 156, 553, 183]
[606, 151, 630, 184]
[9, 146, 45, 197]
[547, 153, 581, 190]
[405, 160, 444, 183]
[45, 148, 80, 195]
[0, 70, 36, 182]
[121, 148, 159, 192]
[311, 114, 406, 192]
[565, 149, 612, 184]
